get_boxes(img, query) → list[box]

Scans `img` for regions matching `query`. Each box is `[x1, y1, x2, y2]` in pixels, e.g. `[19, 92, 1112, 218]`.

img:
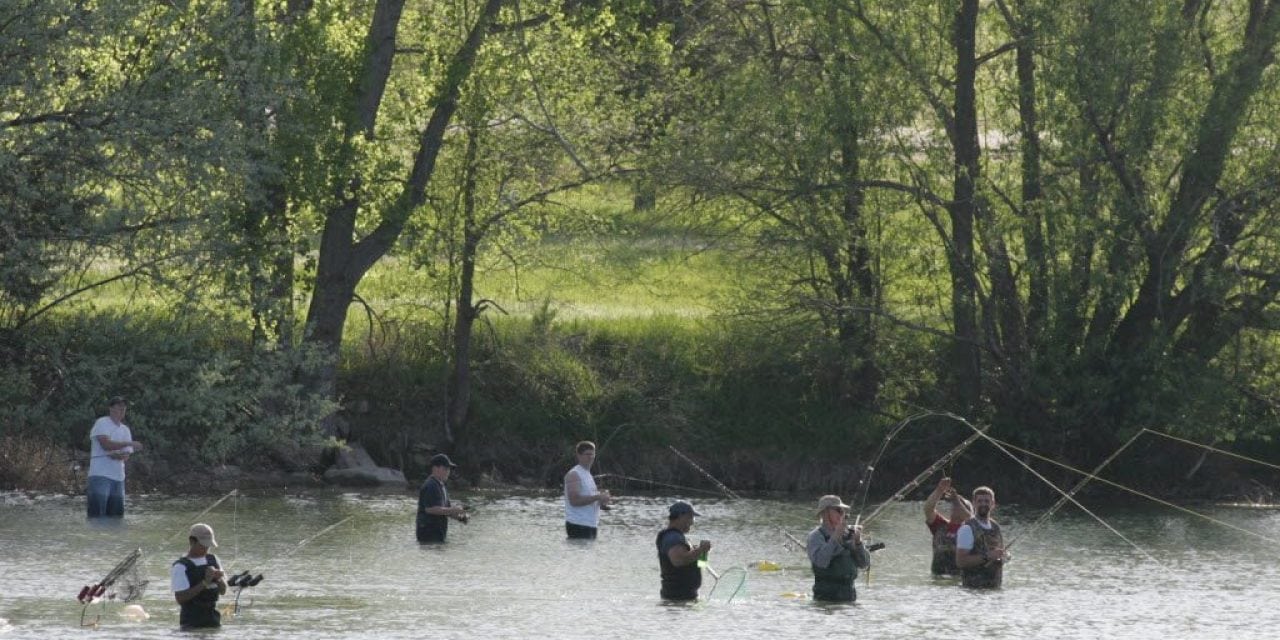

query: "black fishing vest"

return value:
[175, 554, 221, 628]
[656, 527, 701, 600]
[960, 517, 1003, 588]
[811, 527, 857, 602]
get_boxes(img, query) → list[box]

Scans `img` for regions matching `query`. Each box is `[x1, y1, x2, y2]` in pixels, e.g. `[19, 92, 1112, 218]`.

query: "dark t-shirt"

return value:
[416, 476, 450, 542]
[657, 528, 700, 600]
[658, 529, 689, 557]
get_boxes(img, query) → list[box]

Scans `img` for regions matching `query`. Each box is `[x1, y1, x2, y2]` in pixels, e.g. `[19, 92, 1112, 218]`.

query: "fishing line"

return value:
[162, 488, 241, 544]
[241, 514, 357, 577]
[861, 427, 986, 526]
[1007, 429, 1144, 550]
[668, 446, 740, 499]
[592, 474, 725, 497]
[989, 435, 1280, 547]
[1140, 428, 1280, 472]
[852, 411, 943, 517]
[953, 417, 1165, 567]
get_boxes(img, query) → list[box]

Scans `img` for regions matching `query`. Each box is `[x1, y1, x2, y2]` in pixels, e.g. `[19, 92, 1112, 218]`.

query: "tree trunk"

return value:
[445, 126, 482, 447]
[1109, 0, 1280, 361]
[946, 0, 985, 413]
[301, 0, 505, 398]
[1010, 0, 1048, 349]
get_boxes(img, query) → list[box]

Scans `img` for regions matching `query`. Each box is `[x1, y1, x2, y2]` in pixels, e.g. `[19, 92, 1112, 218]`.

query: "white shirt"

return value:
[955, 518, 994, 551]
[563, 464, 601, 527]
[88, 417, 132, 481]
[170, 555, 212, 592]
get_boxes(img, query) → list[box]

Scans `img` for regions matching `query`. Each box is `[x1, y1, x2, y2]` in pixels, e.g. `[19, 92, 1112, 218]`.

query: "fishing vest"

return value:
[960, 517, 1003, 589]
[175, 554, 221, 628]
[656, 527, 701, 600]
[811, 527, 857, 602]
[931, 519, 960, 576]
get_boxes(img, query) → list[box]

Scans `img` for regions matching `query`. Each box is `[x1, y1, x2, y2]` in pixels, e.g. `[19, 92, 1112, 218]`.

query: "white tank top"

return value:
[564, 465, 600, 527]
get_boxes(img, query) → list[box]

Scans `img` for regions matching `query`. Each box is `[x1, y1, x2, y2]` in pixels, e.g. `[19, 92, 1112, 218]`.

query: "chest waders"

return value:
[175, 554, 222, 628]
[932, 524, 960, 576]
[960, 517, 1003, 589]
[812, 530, 857, 602]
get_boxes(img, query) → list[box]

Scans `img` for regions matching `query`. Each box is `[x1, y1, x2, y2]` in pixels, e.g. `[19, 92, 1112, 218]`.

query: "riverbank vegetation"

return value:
[5, 0, 1280, 502]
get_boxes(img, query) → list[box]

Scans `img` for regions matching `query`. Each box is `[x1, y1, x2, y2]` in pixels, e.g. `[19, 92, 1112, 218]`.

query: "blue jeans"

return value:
[86, 475, 125, 518]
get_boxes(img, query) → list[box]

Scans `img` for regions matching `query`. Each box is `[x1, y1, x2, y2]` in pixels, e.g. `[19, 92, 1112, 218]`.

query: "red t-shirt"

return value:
[927, 513, 964, 537]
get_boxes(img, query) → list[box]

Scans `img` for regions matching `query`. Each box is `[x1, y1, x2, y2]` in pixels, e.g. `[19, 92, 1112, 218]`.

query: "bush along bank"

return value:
[4, 311, 1280, 503]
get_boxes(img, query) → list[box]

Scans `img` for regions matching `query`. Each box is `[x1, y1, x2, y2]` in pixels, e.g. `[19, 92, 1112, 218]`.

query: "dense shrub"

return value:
[0, 313, 336, 480]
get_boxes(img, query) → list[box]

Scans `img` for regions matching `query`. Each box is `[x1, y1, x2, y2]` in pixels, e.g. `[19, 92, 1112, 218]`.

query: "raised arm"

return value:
[924, 477, 951, 521]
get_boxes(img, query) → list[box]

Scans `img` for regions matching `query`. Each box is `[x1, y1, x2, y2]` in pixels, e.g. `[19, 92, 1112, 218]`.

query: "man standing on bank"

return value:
[86, 396, 144, 518]
[563, 440, 612, 539]
[806, 494, 871, 602]
[417, 453, 468, 543]
[656, 500, 711, 601]
[924, 477, 972, 576]
[955, 486, 1005, 588]
[171, 523, 227, 629]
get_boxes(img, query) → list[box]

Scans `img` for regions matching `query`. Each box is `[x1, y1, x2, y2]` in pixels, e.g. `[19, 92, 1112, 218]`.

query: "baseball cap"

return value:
[430, 453, 458, 468]
[189, 523, 218, 548]
[668, 500, 701, 518]
[108, 396, 128, 407]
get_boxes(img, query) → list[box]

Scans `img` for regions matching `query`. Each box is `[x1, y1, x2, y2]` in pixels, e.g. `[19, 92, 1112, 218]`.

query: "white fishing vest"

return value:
[564, 465, 600, 527]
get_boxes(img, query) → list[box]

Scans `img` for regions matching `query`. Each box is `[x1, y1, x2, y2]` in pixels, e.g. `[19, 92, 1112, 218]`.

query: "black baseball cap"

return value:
[430, 453, 458, 468]
[668, 500, 701, 518]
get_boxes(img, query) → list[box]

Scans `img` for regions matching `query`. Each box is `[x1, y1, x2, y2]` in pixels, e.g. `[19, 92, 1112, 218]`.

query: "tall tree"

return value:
[301, 0, 506, 399]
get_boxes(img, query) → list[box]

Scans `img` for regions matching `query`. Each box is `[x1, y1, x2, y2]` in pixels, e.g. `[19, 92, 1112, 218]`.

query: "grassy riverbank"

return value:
[4, 187, 1280, 503]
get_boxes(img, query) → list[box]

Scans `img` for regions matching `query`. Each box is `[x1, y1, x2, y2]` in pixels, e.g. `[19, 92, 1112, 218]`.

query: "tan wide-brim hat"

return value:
[817, 494, 851, 514]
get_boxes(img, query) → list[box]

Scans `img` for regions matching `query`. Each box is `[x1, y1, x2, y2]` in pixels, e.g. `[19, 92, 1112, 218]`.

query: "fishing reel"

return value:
[227, 571, 265, 615]
[76, 583, 109, 604]
[227, 571, 264, 588]
[76, 583, 112, 627]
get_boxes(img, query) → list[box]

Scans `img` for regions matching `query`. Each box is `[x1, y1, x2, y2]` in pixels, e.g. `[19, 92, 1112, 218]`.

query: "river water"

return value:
[0, 489, 1276, 639]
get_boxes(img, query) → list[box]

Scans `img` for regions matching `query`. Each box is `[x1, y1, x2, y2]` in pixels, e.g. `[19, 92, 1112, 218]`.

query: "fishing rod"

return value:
[214, 514, 355, 618]
[951, 416, 1166, 568]
[990, 435, 1280, 547]
[1006, 429, 1145, 550]
[668, 446, 740, 499]
[73, 487, 244, 627]
[861, 427, 987, 526]
[77, 548, 144, 627]
[593, 474, 725, 497]
[1140, 428, 1280, 472]
[851, 411, 942, 519]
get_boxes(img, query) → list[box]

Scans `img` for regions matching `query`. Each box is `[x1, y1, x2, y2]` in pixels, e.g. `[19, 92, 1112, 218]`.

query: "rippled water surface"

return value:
[1, 489, 1277, 639]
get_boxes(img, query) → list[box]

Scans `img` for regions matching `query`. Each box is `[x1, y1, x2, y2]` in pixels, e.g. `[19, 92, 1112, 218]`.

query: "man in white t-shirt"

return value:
[563, 440, 611, 539]
[86, 396, 143, 518]
[954, 485, 1006, 588]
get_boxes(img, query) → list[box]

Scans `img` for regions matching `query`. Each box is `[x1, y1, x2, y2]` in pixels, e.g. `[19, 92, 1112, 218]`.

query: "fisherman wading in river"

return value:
[806, 495, 871, 602]
[924, 477, 972, 577]
[171, 523, 227, 629]
[955, 486, 1006, 588]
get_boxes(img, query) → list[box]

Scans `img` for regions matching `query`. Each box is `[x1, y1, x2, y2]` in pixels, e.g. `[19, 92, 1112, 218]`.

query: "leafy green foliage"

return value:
[0, 313, 336, 467]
